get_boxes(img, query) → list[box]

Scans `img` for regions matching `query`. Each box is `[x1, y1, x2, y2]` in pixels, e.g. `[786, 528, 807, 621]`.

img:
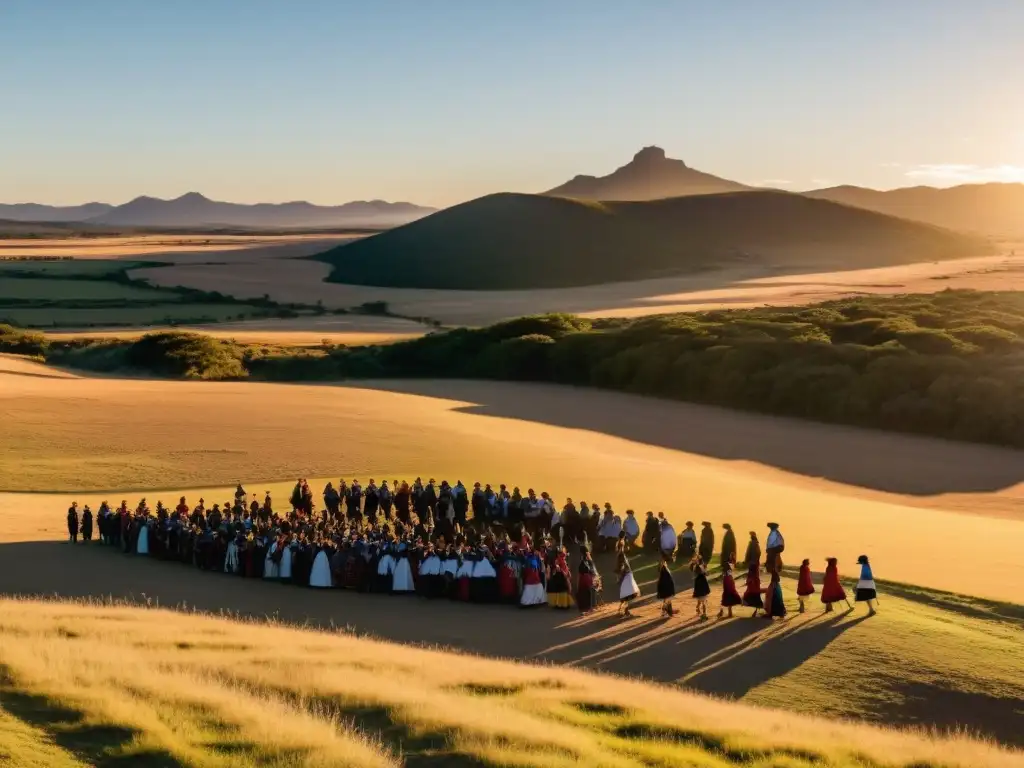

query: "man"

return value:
[678, 521, 697, 561]
[720, 523, 737, 569]
[698, 521, 715, 565]
[642, 511, 660, 553]
[766, 522, 785, 574]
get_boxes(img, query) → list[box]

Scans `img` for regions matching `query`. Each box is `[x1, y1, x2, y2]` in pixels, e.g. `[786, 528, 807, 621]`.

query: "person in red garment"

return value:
[742, 560, 764, 616]
[717, 561, 743, 618]
[821, 557, 852, 612]
[796, 558, 816, 613]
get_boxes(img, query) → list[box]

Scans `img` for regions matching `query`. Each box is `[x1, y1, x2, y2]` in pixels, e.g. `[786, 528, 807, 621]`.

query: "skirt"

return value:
[392, 559, 416, 593]
[520, 583, 547, 607]
[656, 568, 676, 599]
[855, 579, 877, 602]
[547, 572, 573, 609]
[692, 573, 711, 599]
[576, 573, 597, 612]
[136, 525, 149, 555]
[470, 576, 499, 603]
[309, 552, 332, 588]
[618, 572, 640, 602]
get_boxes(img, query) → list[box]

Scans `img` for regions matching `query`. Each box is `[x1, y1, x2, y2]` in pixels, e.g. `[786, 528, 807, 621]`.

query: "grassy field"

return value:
[0, 277, 177, 302]
[0, 598, 1020, 768]
[1, 304, 266, 328]
[315, 191, 988, 290]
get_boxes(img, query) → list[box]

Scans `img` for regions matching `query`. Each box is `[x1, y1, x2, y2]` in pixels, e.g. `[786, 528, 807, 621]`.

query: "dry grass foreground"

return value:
[0, 598, 1020, 768]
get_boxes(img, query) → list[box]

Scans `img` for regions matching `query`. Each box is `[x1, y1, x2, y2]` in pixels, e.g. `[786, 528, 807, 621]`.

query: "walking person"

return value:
[765, 523, 785, 572]
[691, 555, 711, 621]
[576, 545, 600, 613]
[855, 555, 878, 614]
[656, 552, 676, 617]
[742, 560, 764, 617]
[719, 523, 736, 569]
[615, 533, 640, 617]
[698, 521, 715, 566]
[717, 561, 743, 618]
[796, 558, 815, 613]
[821, 557, 852, 612]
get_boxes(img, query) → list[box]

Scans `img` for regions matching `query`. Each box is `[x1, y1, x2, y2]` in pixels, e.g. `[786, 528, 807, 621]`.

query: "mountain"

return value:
[0, 202, 113, 222]
[85, 193, 434, 228]
[544, 146, 751, 201]
[805, 182, 1024, 239]
[315, 190, 989, 290]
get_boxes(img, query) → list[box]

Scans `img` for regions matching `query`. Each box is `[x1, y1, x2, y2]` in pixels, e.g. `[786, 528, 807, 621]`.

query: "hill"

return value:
[315, 190, 989, 289]
[545, 145, 751, 200]
[806, 183, 1024, 239]
[0, 598, 1020, 767]
[0, 202, 113, 222]
[85, 192, 434, 228]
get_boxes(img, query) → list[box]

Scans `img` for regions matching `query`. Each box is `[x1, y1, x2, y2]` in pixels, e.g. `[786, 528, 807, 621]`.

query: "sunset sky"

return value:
[2, 1, 1022, 207]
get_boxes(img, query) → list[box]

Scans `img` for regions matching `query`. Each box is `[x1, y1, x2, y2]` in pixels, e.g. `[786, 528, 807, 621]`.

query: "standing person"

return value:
[519, 548, 547, 608]
[796, 558, 816, 613]
[656, 552, 676, 617]
[821, 557, 852, 612]
[717, 562, 743, 618]
[855, 555, 878, 614]
[642, 511, 660, 553]
[67, 502, 79, 543]
[765, 523, 785, 572]
[691, 555, 711, 621]
[658, 515, 677, 561]
[615, 534, 641, 617]
[698, 521, 715, 566]
[720, 523, 736, 569]
[743, 531, 761, 569]
[622, 510, 640, 550]
[546, 549, 573, 609]
[763, 566, 787, 619]
[576, 545, 599, 613]
[742, 560, 764, 616]
[80, 505, 93, 543]
[677, 521, 697, 562]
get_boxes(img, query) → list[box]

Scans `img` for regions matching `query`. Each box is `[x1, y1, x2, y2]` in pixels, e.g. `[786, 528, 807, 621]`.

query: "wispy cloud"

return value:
[904, 163, 1024, 184]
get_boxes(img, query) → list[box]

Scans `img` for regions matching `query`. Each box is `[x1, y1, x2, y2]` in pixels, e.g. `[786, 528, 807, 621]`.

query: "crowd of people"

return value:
[64, 476, 880, 617]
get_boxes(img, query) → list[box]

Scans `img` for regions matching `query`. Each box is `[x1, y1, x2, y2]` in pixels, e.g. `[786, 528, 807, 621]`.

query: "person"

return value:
[67, 502, 79, 543]
[656, 552, 676, 617]
[642, 511, 660, 553]
[743, 531, 761, 569]
[597, 506, 621, 553]
[677, 521, 697, 562]
[796, 558, 815, 613]
[520, 548, 547, 608]
[763, 566, 786, 619]
[392, 542, 416, 595]
[691, 555, 711, 621]
[546, 549, 573, 609]
[698, 521, 715, 566]
[622, 510, 640, 550]
[309, 544, 333, 588]
[765, 523, 785, 573]
[821, 557, 852, 612]
[576, 546, 599, 613]
[720, 523, 736, 569]
[658, 515, 677, 561]
[717, 561, 743, 618]
[80, 504, 93, 543]
[615, 534, 640, 617]
[855, 555, 878, 614]
[742, 560, 764, 616]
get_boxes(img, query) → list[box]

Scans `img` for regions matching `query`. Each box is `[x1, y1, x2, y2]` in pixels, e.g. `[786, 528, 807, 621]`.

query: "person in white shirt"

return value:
[622, 509, 640, 549]
[658, 515, 677, 560]
[597, 508, 622, 553]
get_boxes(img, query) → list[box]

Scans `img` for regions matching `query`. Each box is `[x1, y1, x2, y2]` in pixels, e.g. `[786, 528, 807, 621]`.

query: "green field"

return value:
[0, 304, 261, 327]
[0, 259, 153, 277]
[315, 190, 989, 289]
[0, 277, 175, 302]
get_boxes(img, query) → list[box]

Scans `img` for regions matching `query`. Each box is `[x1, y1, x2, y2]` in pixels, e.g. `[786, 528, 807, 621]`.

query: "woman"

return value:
[519, 548, 547, 608]
[576, 546, 599, 613]
[391, 542, 416, 595]
[691, 555, 711, 621]
[796, 558, 815, 613]
[470, 547, 499, 603]
[66, 504, 79, 543]
[615, 535, 640, 617]
[546, 549, 573, 609]
[821, 557, 852, 612]
[717, 561, 743, 618]
[309, 541, 333, 588]
[80, 505, 93, 543]
[656, 552, 676, 617]
[763, 567, 787, 619]
[498, 547, 522, 604]
[855, 555, 878, 614]
[742, 560, 764, 616]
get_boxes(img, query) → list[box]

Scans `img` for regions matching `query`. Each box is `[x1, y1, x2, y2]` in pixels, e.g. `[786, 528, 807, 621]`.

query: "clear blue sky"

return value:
[2, 1, 1022, 207]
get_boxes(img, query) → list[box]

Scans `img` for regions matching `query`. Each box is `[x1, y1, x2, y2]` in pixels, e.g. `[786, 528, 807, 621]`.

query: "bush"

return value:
[0, 324, 49, 356]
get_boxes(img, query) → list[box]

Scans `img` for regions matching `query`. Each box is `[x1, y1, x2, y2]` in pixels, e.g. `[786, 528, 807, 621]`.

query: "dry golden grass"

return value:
[0, 598, 1020, 768]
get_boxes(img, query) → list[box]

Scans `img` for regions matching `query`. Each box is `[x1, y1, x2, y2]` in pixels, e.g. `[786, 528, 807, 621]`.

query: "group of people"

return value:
[64, 476, 880, 618]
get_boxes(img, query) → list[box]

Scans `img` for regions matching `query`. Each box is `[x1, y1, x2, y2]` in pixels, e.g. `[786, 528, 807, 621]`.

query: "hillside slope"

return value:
[545, 145, 750, 200]
[316, 190, 990, 289]
[0, 598, 1020, 767]
[0, 202, 113, 223]
[806, 182, 1024, 239]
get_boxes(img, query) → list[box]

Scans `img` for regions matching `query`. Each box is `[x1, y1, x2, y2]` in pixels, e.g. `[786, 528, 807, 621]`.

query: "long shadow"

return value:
[0, 667, 184, 767]
[344, 379, 1024, 496]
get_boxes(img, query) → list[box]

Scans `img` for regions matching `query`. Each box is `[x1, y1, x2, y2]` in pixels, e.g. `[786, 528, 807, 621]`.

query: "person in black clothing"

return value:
[81, 504, 93, 543]
[67, 503, 79, 543]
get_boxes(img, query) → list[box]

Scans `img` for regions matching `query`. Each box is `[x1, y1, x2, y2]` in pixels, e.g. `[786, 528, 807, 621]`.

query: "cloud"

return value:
[904, 163, 1024, 184]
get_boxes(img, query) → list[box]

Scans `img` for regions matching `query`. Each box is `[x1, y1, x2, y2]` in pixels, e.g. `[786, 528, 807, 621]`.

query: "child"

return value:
[656, 552, 676, 617]
[855, 555, 878, 614]
[821, 557, 852, 612]
[717, 561, 743, 618]
[796, 558, 815, 613]
[691, 555, 711, 621]
[741, 560, 764, 617]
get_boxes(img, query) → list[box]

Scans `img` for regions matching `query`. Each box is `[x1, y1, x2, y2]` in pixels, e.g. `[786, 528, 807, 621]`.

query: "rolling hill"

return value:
[806, 182, 1024, 239]
[86, 192, 434, 228]
[316, 190, 990, 289]
[0, 202, 113, 222]
[544, 145, 751, 200]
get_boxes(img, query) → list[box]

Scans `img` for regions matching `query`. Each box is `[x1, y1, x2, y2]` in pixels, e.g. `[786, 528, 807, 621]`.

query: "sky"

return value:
[2, 1, 1023, 207]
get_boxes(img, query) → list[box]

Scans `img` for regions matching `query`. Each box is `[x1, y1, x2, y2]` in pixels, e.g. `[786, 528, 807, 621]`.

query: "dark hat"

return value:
[767, 522, 778, 528]
[722, 523, 731, 529]
[801, 558, 810, 566]
[702, 521, 711, 526]
[857, 554, 869, 564]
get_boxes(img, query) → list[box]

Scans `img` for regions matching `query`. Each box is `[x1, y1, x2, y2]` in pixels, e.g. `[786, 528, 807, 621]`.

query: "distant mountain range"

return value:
[0, 194, 434, 229]
[544, 146, 751, 200]
[805, 183, 1024, 239]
